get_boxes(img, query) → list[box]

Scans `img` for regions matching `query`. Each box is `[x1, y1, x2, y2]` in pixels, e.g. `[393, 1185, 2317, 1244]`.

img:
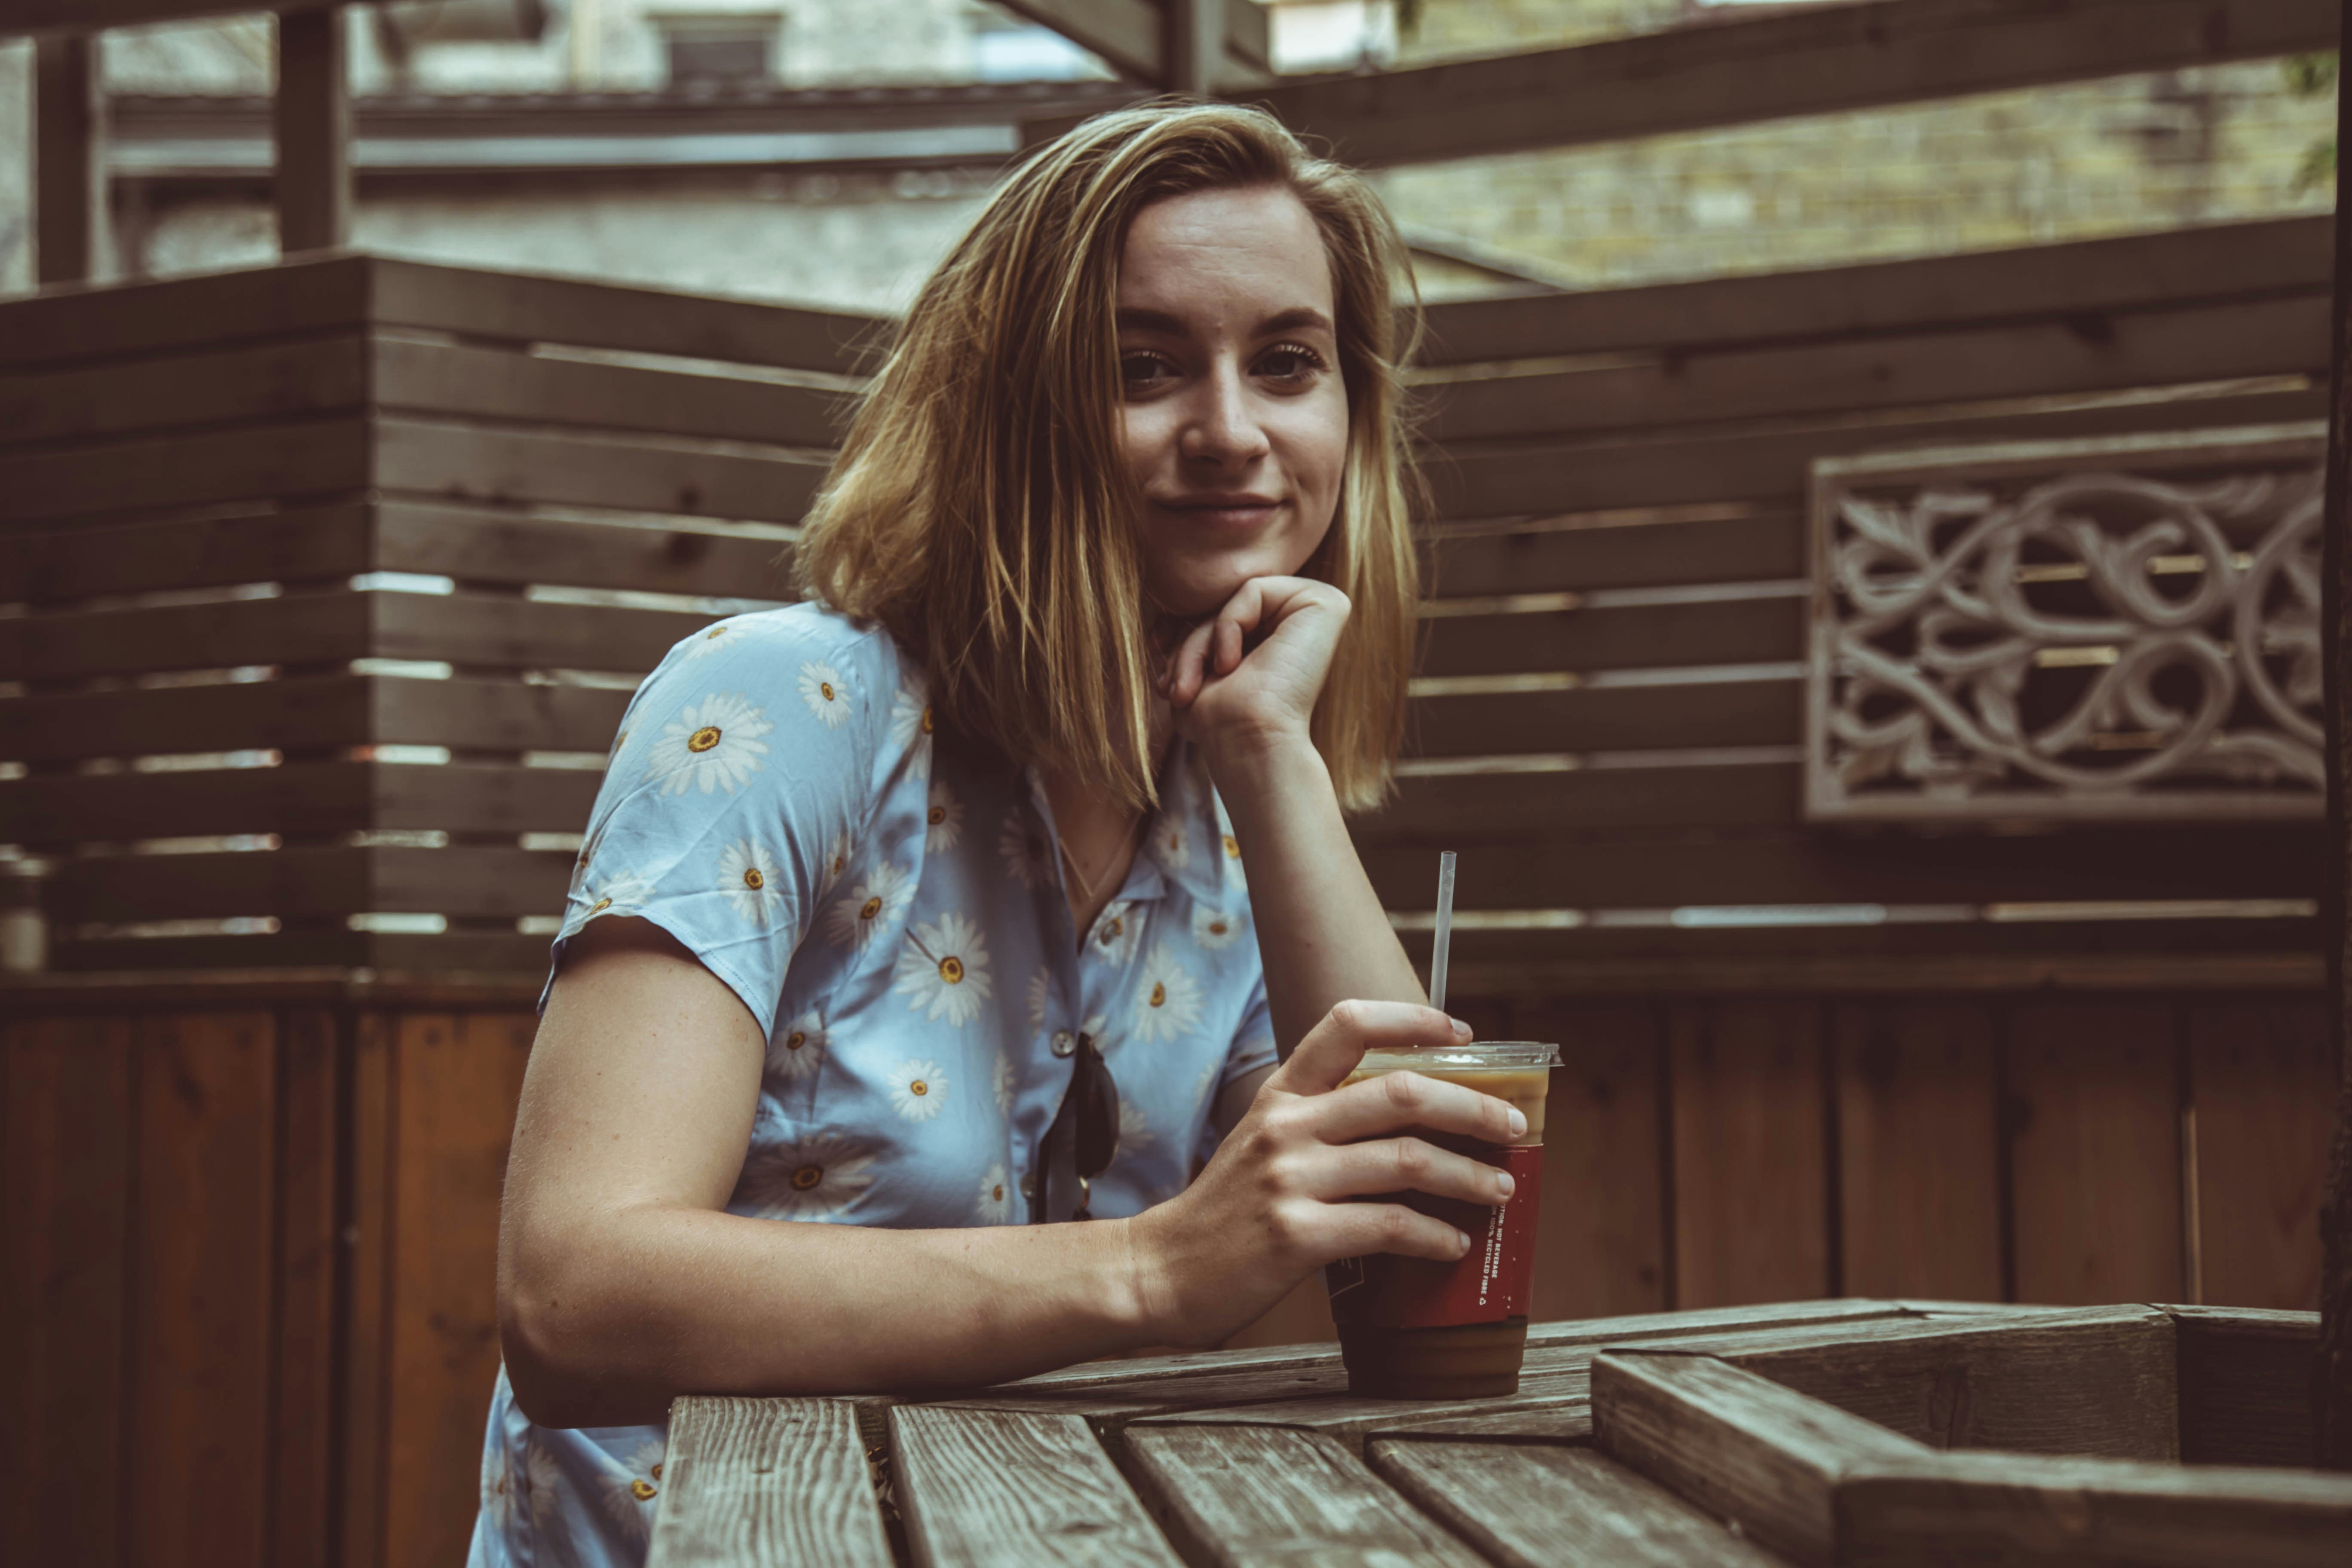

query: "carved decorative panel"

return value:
[1806, 425, 2324, 821]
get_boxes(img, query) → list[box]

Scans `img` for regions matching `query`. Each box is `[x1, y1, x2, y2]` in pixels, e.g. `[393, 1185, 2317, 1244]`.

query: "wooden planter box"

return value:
[1592, 1305, 2350, 1565]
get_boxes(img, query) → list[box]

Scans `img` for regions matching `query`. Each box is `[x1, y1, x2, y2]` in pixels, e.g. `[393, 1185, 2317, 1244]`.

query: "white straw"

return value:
[1428, 850, 1458, 1014]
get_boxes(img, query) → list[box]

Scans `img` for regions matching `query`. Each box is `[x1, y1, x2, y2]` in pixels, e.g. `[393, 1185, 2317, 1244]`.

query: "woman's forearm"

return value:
[1211, 735, 1427, 1052]
[503, 1202, 1151, 1427]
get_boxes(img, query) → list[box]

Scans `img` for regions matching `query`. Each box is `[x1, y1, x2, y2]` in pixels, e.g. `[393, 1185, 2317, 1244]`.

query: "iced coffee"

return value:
[1324, 1040, 1559, 1399]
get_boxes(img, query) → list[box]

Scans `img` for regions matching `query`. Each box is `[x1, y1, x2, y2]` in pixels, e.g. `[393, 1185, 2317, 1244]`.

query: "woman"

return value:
[471, 100, 1525, 1566]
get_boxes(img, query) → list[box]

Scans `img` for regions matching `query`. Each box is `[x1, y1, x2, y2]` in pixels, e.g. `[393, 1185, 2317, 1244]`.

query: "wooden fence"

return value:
[3, 978, 2330, 1568]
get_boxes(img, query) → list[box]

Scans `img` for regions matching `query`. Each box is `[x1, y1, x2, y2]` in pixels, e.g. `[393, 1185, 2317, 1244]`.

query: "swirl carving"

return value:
[1811, 449, 2323, 820]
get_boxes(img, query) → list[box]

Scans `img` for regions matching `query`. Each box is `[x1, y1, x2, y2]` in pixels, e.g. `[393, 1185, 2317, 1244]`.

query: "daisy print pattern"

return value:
[736, 1132, 877, 1221]
[799, 660, 853, 728]
[719, 837, 783, 923]
[568, 866, 656, 933]
[684, 620, 739, 660]
[646, 692, 772, 797]
[818, 829, 854, 899]
[889, 680, 934, 754]
[1131, 944, 1205, 1044]
[1117, 1097, 1156, 1157]
[598, 1436, 666, 1547]
[998, 811, 1054, 891]
[976, 1162, 1015, 1225]
[1090, 900, 1136, 963]
[770, 1009, 826, 1082]
[1191, 903, 1242, 951]
[1157, 820, 1191, 870]
[889, 1059, 949, 1121]
[925, 781, 965, 852]
[892, 910, 994, 1026]
[825, 860, 913, 952]
[1025, 965, 1054, 1032]
[991, 1050, 1016, 1115]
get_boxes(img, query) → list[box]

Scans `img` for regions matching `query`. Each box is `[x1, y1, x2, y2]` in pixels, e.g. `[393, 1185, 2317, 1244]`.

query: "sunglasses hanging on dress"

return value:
[1031, 1030, 1119, 1223]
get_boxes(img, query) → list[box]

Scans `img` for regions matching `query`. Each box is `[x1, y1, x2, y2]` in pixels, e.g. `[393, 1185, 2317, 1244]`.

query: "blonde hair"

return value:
[794, 98, 1422, 813]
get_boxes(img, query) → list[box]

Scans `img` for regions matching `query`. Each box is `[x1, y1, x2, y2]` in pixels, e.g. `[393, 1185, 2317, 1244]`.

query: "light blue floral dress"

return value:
[469, 602, 1277, 1568]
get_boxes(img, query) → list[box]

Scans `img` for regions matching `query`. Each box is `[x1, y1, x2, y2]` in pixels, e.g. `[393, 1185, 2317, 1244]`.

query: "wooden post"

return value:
[32, 34, 103, 285]
[2320, 0, 2352, 1470]
[275, 5, 352, 254]
[1166, 0, 1222, 95]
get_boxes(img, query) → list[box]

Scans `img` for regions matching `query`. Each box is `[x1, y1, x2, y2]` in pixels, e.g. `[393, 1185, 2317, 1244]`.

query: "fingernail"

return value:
[1454, 1229, 1472, 1255]
[1507, 1107, 1528, 1138]
[1494, 1170, 1516, 1199]
[1450, 1017, 1473, 1039]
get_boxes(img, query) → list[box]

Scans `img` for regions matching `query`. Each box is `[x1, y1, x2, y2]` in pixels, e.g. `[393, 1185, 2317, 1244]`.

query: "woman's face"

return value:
[1116, 184, 1351, 620]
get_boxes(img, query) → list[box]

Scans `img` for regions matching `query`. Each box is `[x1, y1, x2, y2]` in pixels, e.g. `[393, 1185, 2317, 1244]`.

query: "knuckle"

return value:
[1382, 1072, 1426, 1112]
[1375, 1205, 1415, 1248]
[1327, 998, 1368, 1036]
[1393, 1139, 1431, 1182]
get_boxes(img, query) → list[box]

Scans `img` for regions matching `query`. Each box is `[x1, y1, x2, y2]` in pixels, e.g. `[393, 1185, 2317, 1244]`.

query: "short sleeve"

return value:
[544, 608, 907, 1036]
[1224, 973, 1277, 1087]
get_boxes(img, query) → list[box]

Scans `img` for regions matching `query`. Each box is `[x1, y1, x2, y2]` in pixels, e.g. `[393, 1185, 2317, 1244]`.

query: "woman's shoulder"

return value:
[636, 603, 918, 723]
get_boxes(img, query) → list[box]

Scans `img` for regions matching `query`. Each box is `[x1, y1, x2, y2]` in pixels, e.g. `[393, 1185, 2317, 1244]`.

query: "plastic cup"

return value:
[1323, 1040, 1560, 1399]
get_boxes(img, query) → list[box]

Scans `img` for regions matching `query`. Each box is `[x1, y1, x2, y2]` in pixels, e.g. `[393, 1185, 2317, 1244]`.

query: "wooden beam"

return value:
[274, 6, 351, 253]
[1234, 0, 2340, 168]
[995, 0, 1268, 87]
[2318, 0, 2352, 1469]
[5, 0, 343, 32]
[32, 34, 102, 285]
[1167, 0, 1222, 95]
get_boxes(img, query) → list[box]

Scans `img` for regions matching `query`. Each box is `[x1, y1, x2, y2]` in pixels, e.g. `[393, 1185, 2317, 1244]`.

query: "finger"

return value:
[1216, 610, 1246, 677]
[1316, 1200, 1473, 1265]
[1170, 619, 1217, 707]
[1312, 1136, 1516, 1206]
[1271, 999, 1472, 1096]
[1308, 1071, 1526, 1150]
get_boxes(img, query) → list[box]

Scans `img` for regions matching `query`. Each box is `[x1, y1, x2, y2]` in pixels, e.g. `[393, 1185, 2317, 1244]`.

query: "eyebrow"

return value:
[1115, 306, 1335, 339]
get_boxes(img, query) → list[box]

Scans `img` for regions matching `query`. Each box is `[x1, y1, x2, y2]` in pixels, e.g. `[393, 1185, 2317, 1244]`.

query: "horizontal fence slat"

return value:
[0, 253, 371, 370]
[49, 846, 573, 922]
[1419, 293, 2330, 446]
[1360, 762, 1800, 839]
[1406, 678, 1801, 757]
[371, 257, 883, 379]
[0, 416, 374, 524]
[0, 762, 602, 842]
[1433, 385, 2330, 519]
[3, 596, 371, 680]
[1416, 215, 2332, 366]
[374, 337, 850, 450]
[1424, 513, 1805, 596]
[1360, 827, 2321, 911]
[377, 417, 828, 524]
[47, 929, 554, 974]
[1419, 593, 1801, 678]
[0, 505, 373, 604]
[0, 678, 633, 763]
[0, 333, 371, 449]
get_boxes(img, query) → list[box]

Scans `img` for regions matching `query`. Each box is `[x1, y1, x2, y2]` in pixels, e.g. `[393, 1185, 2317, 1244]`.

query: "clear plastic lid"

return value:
[1352, 1040, 1561, 1075]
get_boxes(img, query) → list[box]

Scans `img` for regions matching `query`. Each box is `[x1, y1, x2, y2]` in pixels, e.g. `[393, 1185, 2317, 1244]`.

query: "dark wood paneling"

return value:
[1417, 215, 2329, 366]
[2173, 1306, 2321, 1467]
[51, 846, 574, 923]
[129, 1011, 276, 1568]
[1360, 825, 2322, 911]
[1519, 1001, 1666, 1322]
[383, 1012, 534, 1568]
[274, 1009, 340, 1568]
[1, 1015, 132, 1568]
[1405, 676, 1802, 758]
[342, 1015, 393, 1568]
[1431, 385, 2328, 520]
[1419, 293, 2329, 444]
[377, 416, 827, 525]
[0, 760, 603, 842]
[1418, 592, 1802, 677]
[0, 504, 374, 604]
[2188, 1003, 2332, 1309]
[0, 332, 369, 448]
[1359, 763, 1801, 842]
[1423, 512, 1804, 597]
[1669, 1000, 1829, 1308]
[2007, 1004, 2184, 1305]
[0, 415, 374, 524]
[0, 252, 371, 371]
[1832, 1003, 2004, 1302]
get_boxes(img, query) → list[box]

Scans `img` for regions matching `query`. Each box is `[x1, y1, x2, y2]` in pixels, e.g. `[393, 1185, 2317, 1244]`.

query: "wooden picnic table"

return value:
[638, 1295, 2350, 1568]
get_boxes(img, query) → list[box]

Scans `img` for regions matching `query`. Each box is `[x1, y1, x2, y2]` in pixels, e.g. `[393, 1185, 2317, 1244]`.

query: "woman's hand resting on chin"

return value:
[1156, 575, 1349, 772]
[1124, 999, 1525, 1350]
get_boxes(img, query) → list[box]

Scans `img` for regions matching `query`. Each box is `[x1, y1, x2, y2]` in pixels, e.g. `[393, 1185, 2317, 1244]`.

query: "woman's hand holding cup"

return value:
[1124, 998, 1524, 1351]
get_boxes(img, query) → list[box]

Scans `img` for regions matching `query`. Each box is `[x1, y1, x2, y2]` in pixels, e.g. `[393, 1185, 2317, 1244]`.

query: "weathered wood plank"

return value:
[1841, 1449, 2352, 1567]
[382, 1012, 536, 1568]
[648, 1397, 892, 1568]
[1405, 674, 1803, 758]
[376, 416, 829, 525]
[2008, 1003, 2186, 1305]
[1833, 1002, 2003, 1303]
[0, 760, 604, 844]
[1369, 1439, 1792, 1568]
[1592, 1351, 1932, 1566]
[128, 1011, 278, 1568]
[275, 6, 351, 254]
[2168, 1305, 2321, 1468]
[1417, 589, 1802, 677]
[0, 254, 371, 371]
[1357, 762, 1804, 842]
[0, 1015, 132, 1568]
[1254, 0, 2338, 168]
[1416, 215, 2329, 368]
[1723, 1305, 2177, 1460]
[0, 333, 368, 450]
[0, 415, 373, 523]
[2188, 1003, 2332, 1309]
[889, 1406, 1182, 1568]
[1671, 1000, 1829, 1309]
[1122, 1424, 1486, 1568]
[1518, 1001, 1666, 1321]
[274, 1008, 341, 1568]
[32, 35, 102, 286]
[341, 1013, 394, 1568]
[1423, 511, 1802, 596]
[50, 846, 573, 924]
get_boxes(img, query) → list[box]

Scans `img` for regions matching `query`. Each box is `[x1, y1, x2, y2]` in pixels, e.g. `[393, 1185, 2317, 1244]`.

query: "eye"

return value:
[1256, 343, 1328, 385]
[1120, 350, 1178, 391]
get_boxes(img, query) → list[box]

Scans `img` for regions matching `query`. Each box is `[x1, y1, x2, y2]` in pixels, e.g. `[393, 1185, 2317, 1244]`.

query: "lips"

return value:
[1155, 494, 1283, 531]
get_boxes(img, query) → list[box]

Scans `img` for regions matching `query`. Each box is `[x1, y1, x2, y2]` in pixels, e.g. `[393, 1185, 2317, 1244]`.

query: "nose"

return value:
[1179, 362, 1270, 469]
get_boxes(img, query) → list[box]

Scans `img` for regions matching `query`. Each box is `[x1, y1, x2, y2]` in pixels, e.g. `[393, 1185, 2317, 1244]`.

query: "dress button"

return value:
[1019, 1171, 1037, 1200]
[1050, 1030, 1075, 1058]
